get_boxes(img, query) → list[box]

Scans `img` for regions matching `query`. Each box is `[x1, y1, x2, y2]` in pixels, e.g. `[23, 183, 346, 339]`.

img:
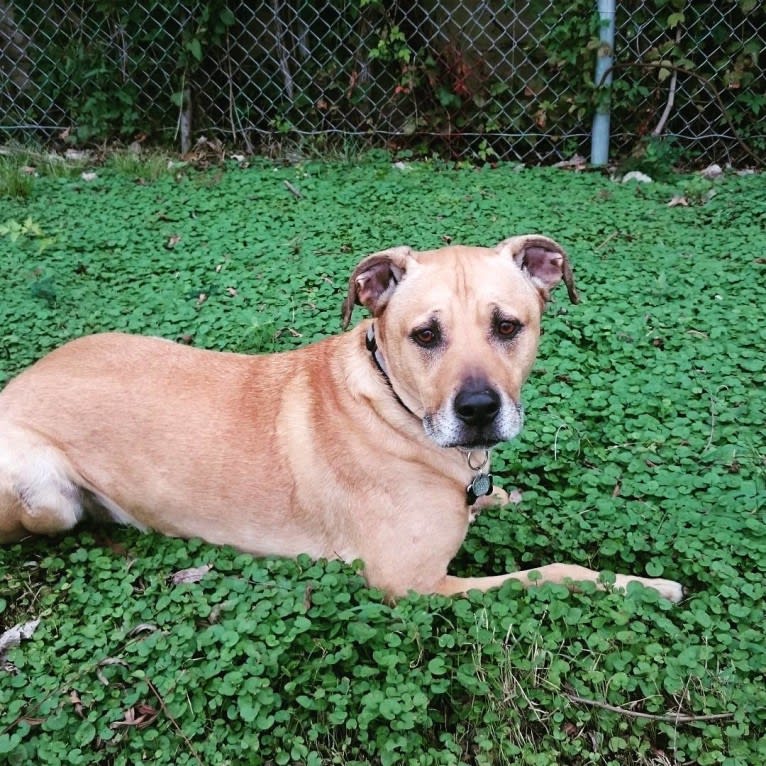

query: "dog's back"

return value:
[0, 333, 336, 548]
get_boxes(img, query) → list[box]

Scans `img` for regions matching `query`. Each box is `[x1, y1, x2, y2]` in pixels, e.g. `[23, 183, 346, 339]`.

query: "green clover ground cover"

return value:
[0, 157, 764, 765]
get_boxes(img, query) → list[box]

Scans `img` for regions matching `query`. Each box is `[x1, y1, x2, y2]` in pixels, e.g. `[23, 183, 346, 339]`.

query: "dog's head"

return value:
[341, 236, 578, 450]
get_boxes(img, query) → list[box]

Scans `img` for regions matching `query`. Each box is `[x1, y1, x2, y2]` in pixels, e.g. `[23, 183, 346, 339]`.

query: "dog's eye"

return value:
[495, 319, 522, 340]
[411, 326, 440, 348]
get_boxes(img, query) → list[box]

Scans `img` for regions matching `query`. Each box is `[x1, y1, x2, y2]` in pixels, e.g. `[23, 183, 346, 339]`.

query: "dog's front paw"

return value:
[618, 575, 684, 603]
[468, 485, 509, 522]
[650, 578, 684, 604]
[474, 485, 509, 510]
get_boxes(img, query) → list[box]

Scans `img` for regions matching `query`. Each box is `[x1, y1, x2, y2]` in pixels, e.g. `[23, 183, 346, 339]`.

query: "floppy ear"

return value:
[341, 246, 413, 328]
[496, 235, 579, 305]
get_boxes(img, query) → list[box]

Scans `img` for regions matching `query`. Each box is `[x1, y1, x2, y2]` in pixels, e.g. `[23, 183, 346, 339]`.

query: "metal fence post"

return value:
[591, 0, 616, 165]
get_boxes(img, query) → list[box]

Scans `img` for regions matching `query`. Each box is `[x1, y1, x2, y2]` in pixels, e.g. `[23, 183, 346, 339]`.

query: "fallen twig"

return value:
[596, 231, 619, 250]
[564, 691, 734, 723]
[284, 180, 302, 198]
[147, 679, 204, 765]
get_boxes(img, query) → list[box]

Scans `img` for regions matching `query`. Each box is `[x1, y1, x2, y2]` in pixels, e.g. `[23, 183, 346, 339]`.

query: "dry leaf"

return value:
[701, 163, 723, 179]
[182, 135, 225, 166]
[622, 171, 653, 184]
[0, 618, 40, 658]
[111, 703, 159, 729]
[96, 656, 131, 685]
[69, 690, 85, 717]
[667, 195, 689, 207]
[129, 623, 159, 636]
[171, 563, 213, 585]
[65, 148, 91, 161]
[209, 600, 233, 623]
[553, 155, 587, 171]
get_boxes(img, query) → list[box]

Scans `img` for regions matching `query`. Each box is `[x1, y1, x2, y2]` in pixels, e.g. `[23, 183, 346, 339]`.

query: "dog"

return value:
[0, 235, 683, 602]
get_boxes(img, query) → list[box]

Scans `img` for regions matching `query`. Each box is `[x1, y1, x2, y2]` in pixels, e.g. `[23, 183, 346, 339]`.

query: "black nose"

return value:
[454, 387, 501, 427]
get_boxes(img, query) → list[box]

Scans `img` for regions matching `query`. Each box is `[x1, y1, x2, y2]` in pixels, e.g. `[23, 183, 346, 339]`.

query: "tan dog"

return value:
[0, 236, 682, 602]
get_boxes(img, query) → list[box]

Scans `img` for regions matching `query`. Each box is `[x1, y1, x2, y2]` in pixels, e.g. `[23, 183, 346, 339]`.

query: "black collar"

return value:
[365, 323, 419, 419]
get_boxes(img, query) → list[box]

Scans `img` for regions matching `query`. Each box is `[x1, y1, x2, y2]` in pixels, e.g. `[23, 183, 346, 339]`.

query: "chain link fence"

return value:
[1, 1, 764, 164]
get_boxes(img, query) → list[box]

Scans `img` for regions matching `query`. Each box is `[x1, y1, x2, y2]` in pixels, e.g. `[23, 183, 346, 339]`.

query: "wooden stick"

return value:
[564, 691, 734, 723]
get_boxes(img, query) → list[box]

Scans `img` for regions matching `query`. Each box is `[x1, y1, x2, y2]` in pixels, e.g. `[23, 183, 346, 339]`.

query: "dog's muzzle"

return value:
[424, 384, 523, 450]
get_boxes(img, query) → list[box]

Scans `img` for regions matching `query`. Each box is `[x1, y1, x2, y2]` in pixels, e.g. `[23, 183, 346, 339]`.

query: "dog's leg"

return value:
[0, 485, 26, 542]
[0, 424, 84, 542]
[434, 564, 684, 603]
[468, 485, 509, 522]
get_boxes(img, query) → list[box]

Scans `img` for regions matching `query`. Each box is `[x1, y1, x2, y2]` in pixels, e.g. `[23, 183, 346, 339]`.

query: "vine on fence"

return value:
[2, 0, 764, 163]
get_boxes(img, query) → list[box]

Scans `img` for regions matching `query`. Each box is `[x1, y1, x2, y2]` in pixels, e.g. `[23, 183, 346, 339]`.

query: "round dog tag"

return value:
[466, 473, 493, 504]
[471, 473, 492, 497]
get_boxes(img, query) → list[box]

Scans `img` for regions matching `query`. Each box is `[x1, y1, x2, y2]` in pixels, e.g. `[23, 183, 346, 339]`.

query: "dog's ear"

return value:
[341, 246, 413, 328]
[496, 235, 579, 305]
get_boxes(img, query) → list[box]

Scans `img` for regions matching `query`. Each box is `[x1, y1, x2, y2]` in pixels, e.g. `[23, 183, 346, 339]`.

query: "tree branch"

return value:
[653, 25, 683, 137]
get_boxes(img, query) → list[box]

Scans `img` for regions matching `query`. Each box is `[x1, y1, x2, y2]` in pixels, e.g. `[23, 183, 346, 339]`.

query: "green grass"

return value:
[0, 155, 35, 199]
[1, 155, 765, 765]
[104, 148, 172, 181]
[0, 145, 88, 199]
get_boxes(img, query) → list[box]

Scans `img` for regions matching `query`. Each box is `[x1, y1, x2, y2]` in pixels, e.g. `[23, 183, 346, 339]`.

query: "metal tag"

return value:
[466, 472, 493, 505]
